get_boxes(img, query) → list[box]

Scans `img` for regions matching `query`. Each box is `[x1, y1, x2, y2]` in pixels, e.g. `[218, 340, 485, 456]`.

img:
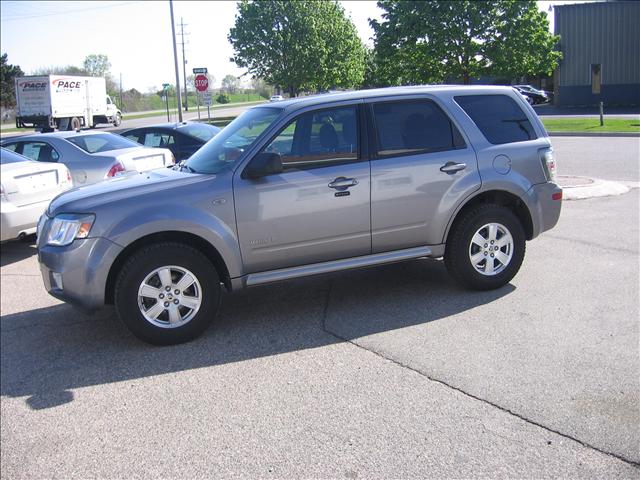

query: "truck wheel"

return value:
[113, 113, 122, 127]
[444, 204, 525, 291]
[69, 117, 81, 131]
[114, 242, 221, 345]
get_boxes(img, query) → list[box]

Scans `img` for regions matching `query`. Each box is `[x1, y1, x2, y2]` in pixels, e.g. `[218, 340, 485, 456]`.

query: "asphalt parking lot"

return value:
[1, 137, 639, 478]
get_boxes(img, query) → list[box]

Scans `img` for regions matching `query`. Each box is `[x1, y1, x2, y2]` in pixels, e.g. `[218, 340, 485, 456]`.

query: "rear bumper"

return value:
[16, 115, 55, 129]
[527, 182, 562, 238]
[0, 199, 50, 242]
[38, 237, 123, 311]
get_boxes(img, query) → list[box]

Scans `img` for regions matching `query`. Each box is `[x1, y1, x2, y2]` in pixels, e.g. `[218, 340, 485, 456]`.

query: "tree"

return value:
[222, 74, 240, 94]
[371, 0, 561, 85]
[1, 53, 24, 108]
[32, 65, 87, 76]
[229, 0, 365, 96]
[82, 54, 111, 77]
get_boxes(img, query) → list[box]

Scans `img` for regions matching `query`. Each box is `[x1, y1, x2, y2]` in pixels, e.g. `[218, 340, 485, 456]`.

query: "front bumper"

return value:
[38, 237, 123, 311]
[527, 182, 562, 238]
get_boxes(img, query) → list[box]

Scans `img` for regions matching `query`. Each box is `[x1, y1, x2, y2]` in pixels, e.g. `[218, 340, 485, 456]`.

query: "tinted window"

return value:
[21, 142, 60, 162]
[263, 106, 358, 170]
[66, 133, 140, 153]
[178, 123, 220, 142]
[372, 100, 464, 157]
[2, 143, 18, 152]
[142, 131, 175, 148]
[455, 94, 536, 144]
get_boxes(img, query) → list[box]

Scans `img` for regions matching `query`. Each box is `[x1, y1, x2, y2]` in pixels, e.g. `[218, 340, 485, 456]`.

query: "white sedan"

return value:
[1, 148, 73, 242]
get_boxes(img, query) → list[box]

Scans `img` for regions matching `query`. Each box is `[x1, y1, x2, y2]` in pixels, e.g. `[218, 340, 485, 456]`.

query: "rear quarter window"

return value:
[455, 94, 537, 145]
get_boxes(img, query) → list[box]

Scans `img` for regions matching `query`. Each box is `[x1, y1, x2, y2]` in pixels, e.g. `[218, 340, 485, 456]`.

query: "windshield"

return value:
[179, 123, 220, 142]
[67, 133, 140, 154]
[186, 107, 281, 174]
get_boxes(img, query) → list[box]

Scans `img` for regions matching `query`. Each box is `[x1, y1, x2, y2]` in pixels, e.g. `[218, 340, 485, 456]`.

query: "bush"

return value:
[216, 93, 230, 104]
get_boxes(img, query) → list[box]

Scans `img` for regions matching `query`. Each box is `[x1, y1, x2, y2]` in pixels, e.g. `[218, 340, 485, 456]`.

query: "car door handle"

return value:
[328, 177, 359, 189]
[440, 162, 467, 174]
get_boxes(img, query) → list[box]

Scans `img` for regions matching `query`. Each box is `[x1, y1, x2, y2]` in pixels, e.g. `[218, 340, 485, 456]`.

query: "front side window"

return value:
[262, 105, 358, 170]
[372, 100, 465, 158]
[186, 107, 281, 174]
[21, 142, 60, 162]
[455, 94, 537, 145]
[67, 134, 140, 154]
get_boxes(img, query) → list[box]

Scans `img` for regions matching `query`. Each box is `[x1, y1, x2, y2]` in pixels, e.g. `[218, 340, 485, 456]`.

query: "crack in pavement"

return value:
[318, 278, 640, 469]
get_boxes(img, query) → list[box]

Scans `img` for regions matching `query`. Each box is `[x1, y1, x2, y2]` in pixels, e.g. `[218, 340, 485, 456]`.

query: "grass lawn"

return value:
[541, 118, 640, 133]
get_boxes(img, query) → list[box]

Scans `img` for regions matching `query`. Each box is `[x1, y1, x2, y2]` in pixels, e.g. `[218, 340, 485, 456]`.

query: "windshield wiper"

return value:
[178, 161, 198, 173]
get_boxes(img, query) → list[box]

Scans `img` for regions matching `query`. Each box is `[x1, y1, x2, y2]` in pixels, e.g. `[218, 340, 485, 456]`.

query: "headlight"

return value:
[45, 214, 95, 246]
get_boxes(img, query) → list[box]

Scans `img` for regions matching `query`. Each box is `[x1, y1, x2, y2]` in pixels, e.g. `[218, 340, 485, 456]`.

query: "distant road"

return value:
[0, 102, 261, 140]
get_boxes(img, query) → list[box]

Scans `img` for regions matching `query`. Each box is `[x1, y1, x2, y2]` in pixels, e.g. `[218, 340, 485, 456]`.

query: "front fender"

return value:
[104, 205, 243, 278]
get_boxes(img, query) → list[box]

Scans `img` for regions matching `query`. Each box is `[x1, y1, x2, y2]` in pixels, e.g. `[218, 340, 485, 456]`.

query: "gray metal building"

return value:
[554, 1, 640, 106]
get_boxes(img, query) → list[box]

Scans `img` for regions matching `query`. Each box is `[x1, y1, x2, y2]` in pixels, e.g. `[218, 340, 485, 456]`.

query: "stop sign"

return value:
[195, 74, 208, 92]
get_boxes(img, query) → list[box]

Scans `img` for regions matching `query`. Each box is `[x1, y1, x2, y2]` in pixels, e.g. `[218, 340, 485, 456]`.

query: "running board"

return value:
[246, 246, 432, 287]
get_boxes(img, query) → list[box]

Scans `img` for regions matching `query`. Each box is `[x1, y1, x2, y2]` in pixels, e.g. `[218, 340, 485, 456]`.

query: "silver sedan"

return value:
[1, 131, 174, 186]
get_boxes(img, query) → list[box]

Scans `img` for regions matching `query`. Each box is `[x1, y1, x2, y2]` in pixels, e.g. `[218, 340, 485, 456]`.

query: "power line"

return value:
[1, 2, 139, 22]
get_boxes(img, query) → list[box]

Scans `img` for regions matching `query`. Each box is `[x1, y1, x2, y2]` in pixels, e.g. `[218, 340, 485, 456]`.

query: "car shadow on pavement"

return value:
[0, 237, 37, 268]
[0, 258, 514, 410]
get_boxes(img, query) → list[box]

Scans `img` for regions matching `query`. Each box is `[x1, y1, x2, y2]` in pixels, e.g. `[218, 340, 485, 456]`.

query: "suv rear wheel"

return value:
[114, 242, 220, 345]
[445, 204, 525, 290]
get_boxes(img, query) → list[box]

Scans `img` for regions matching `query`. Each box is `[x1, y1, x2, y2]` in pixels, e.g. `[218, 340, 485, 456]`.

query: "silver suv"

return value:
[37, 86, 562, 345]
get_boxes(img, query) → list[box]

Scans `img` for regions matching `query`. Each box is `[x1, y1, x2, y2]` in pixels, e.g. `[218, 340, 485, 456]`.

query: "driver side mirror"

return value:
[243, 152, 283, 179]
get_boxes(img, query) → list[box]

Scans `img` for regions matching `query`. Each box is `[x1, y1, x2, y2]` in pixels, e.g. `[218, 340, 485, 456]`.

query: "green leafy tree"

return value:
[1, 53, 24, 108]
[229, 0, 365, 96]
[371, 0, 561, 85]
[82, 54, 111, 77]
[222, 74, 240, 94]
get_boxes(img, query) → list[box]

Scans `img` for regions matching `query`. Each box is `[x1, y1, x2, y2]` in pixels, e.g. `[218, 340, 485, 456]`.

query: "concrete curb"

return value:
[559, 176, 639, 200]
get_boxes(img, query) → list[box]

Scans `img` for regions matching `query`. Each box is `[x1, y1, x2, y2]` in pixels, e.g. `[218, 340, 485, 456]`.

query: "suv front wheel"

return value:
[445, 204, 525, 290]
[114, 242, 220, 345]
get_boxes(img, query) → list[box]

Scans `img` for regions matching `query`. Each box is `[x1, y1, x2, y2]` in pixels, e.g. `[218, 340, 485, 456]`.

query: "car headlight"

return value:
[45, 214, 95, 246]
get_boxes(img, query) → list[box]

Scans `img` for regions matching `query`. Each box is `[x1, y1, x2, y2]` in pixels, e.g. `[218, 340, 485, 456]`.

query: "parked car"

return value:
[121, 122, 221, 162]
[37, 85, 561, 345]
[1, 148, 72, 242]
[1, 131, 174, 186]
[513, 85, 551, 105]
[270, 95, 284, 102]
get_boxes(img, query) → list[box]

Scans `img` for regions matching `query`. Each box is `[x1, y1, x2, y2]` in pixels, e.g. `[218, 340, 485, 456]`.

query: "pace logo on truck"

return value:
[52, 78, 82, 92]
[18, 81, 47, 92]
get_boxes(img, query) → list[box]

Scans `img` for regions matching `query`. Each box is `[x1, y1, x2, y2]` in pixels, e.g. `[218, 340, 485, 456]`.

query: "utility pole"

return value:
[119, 72, 123, 111]
[169, 0, 183, 122]
[177, 17, 190, 111]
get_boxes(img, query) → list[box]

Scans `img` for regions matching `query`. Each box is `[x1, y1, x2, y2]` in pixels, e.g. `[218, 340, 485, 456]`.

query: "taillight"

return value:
[66, 169, 72, 184]
[540, 148, 557, 184]
[169, 153, 176, 165]
[106, 161, 125, 178]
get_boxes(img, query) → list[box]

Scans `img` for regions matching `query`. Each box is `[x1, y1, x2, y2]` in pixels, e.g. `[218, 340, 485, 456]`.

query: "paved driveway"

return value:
[1, 138, 638, 478]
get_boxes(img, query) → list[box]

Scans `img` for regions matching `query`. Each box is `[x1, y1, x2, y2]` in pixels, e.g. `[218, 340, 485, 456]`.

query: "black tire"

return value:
[69, 117, 81, 131]
[113, 113, 122, 127]
[114, 242, 220, 345]
[445, 204, 525, 291]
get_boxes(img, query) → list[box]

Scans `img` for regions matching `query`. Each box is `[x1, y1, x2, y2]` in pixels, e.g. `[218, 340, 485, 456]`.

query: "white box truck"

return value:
[14, 75, 122, 132]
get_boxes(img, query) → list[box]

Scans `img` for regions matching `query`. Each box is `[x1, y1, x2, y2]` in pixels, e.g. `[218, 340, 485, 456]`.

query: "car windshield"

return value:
[178, 123, 220, 142]
[185, 107, 281, 174]
[67, 133, 140, 154]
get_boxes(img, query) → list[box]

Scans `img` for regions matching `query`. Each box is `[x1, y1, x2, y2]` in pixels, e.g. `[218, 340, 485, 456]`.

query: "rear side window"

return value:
[455, 94, 537, 144]
[372, 100, 465, 158]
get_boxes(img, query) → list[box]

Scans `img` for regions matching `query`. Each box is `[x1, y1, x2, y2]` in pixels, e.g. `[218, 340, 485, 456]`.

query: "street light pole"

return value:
[169, 0, 183, 122]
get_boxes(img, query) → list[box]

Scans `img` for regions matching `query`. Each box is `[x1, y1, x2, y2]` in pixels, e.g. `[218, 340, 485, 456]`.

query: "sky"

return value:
[0, 0, 583, 93]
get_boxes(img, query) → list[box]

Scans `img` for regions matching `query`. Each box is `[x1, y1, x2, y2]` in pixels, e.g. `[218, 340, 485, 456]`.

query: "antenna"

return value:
[177, 17, 190, 112]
